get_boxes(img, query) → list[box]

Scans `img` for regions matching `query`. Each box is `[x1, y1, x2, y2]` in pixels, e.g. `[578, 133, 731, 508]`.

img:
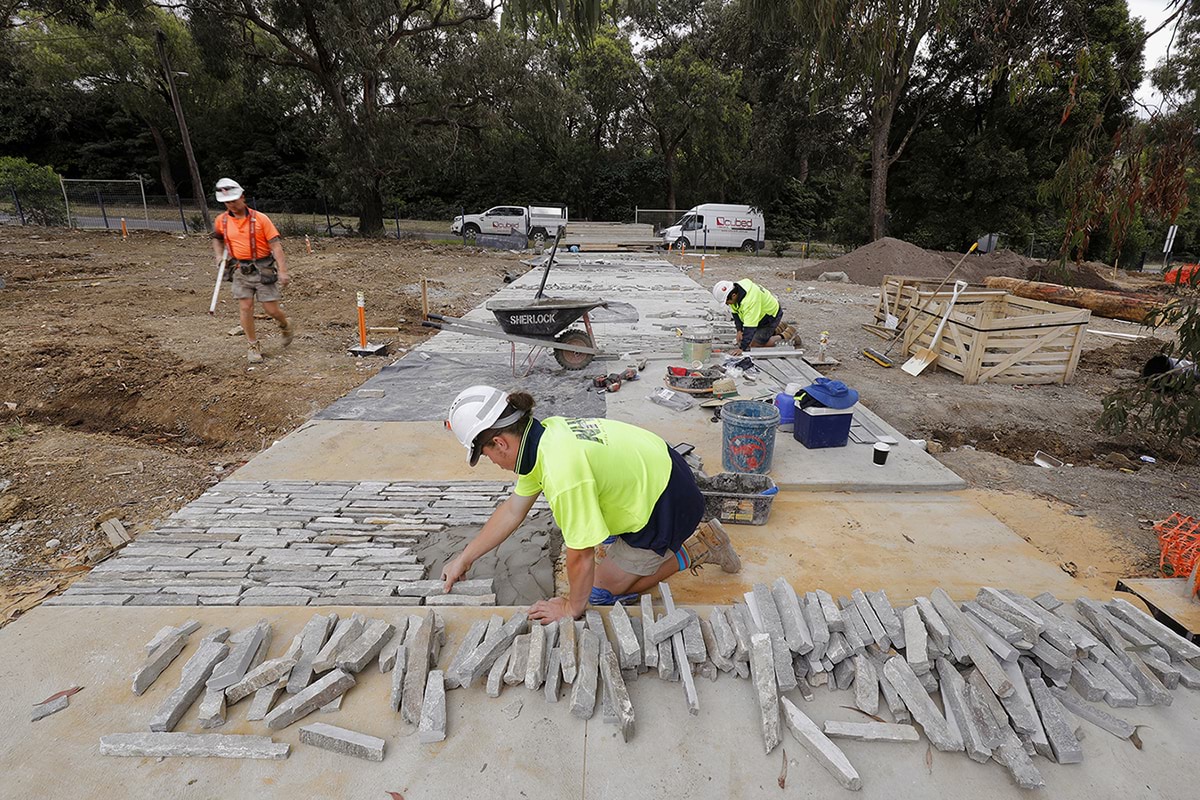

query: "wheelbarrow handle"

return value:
[421, 320, 442, 329]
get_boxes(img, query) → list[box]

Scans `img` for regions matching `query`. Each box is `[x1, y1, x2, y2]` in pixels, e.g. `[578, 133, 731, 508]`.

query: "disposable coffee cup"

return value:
[873, 442, 891, 466]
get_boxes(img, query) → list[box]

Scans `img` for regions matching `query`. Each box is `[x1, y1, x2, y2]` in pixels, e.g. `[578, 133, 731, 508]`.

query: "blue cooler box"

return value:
[793, 405, 853, 448]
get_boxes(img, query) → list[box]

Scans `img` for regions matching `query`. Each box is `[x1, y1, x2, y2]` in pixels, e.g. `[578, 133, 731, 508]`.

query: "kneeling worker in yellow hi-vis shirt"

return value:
[440, 386, 742, 623]
[712, 279, 799, 355]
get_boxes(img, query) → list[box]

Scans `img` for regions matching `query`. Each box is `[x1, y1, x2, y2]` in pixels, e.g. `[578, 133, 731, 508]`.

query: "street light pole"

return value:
[155, 30, 210, 230]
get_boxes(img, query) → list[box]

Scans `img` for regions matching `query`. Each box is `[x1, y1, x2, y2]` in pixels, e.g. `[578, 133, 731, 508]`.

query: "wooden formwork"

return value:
[900, 291, 1090, 384]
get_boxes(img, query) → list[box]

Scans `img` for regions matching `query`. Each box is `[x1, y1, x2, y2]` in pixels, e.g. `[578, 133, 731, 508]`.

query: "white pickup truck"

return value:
[451, 205, 568, 245]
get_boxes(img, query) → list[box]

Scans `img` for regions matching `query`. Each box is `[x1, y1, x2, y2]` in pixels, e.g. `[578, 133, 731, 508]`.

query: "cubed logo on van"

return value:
[716, 216, 753, 230]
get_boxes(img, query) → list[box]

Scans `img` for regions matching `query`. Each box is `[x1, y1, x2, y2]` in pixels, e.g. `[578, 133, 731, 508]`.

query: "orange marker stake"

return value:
[120, 218, 128, 239]
[356, 291, 368, 349]
[305, 234, 313, 254]
[700, 254, 706, 276]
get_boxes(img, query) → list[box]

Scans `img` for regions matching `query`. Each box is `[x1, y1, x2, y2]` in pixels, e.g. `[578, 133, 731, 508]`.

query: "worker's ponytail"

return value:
[506, 391, 535, 417]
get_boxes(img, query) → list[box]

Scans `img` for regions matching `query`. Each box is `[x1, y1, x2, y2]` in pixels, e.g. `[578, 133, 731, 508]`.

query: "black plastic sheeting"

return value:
[315, 351, 607, 422]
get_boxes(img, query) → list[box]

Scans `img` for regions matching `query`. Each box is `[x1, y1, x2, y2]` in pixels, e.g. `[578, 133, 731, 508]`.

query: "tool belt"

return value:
[232, 256, 279, 284]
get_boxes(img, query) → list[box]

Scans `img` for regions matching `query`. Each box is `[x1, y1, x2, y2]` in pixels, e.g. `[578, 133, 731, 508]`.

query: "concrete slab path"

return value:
[243, 255, 962, 491]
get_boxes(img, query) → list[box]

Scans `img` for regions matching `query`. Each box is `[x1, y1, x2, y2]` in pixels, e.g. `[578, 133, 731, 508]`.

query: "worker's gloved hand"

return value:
[440, 554, 469, 594]
[528, 596, 575, 623]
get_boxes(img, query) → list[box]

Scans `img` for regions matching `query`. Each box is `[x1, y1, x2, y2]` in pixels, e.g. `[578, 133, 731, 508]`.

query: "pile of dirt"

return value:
[966, 249, 1039, 282]
[811, 237, 1129, 292]
[1027, 259, 1122, 291]
[816, 239, 1042, 287]
[815, 237, 956, 285]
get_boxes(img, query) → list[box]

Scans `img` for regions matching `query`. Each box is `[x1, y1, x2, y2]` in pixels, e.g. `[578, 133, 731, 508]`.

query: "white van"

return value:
[659, 204, 765, 251]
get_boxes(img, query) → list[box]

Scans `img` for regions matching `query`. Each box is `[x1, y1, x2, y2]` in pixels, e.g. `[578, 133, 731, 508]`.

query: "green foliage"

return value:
[0, 0, 1191, 256]
[0, 156, 65, 224]
[1099, 280, 1200, 446]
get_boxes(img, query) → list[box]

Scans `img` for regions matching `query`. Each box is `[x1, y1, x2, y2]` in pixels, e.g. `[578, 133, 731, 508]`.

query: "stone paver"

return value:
[59, 481, 545, 606]
[150, 639, 230, 731]
[31, 695, 70, 722]
[99, 732, 289, 760]
[780, 697, 862, 791]
[300, 722, 385, 761]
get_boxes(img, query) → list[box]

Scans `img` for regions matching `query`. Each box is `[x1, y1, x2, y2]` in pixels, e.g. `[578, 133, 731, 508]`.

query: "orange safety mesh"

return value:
[1155, 513, 1200, 590]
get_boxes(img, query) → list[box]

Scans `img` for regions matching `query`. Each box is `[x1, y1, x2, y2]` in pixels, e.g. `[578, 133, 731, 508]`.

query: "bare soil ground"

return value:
[0, 227, 526, 622]
[0, 228, 1193, 623]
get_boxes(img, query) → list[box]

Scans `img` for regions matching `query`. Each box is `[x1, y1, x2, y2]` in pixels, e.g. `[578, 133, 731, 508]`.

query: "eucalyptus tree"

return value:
[186, 0, 501, 235]
[11, 9, 208, 200]
[752, 0, 959, 240]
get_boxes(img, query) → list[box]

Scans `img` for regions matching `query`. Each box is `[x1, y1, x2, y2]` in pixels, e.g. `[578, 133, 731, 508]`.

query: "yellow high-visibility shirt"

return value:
[514, 417, 671, 550]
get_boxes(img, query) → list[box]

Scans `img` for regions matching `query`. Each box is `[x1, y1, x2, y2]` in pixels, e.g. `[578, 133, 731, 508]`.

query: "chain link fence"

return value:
[0, 183, 373, 236]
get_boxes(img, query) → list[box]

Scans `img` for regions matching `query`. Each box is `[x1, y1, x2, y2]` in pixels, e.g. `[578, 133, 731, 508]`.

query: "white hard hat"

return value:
[712, 281, 735, 303]
[447, 385, 523, 466]
[215, 178, 244, 203]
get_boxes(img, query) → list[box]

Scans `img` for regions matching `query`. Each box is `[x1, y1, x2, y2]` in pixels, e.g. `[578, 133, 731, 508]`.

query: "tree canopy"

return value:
[0, 0, 1195, 258]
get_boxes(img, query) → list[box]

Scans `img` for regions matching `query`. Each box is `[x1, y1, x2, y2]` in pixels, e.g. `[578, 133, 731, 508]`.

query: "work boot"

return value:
[681, 519, 741, 574]
[280, 318, 296, 347]
[247, 341, 264, 364]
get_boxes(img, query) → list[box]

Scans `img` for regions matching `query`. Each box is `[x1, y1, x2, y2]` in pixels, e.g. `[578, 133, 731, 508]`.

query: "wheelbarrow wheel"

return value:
[554, 329, 594, 371]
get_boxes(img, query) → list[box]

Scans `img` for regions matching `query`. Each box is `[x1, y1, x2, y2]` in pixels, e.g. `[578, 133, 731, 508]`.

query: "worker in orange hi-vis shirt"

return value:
[210, 178, 295, 364]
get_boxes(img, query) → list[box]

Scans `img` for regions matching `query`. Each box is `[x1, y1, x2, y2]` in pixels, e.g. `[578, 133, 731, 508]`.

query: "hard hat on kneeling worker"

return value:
[447, 385, 525, 466]
[712, 281, 735, 303]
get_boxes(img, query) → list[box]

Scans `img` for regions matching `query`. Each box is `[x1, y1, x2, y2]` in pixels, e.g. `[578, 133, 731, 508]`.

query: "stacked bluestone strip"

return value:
[52, 480, 548, 606]
[106, 584, 1200, 785]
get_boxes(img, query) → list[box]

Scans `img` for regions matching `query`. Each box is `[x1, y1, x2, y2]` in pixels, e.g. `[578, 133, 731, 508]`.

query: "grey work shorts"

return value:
[231, 264, 282, 302]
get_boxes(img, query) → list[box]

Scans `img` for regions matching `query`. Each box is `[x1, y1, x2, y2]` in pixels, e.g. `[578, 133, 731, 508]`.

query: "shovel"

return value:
[902, 279, 967, 376]
[882, 282, 899, 329]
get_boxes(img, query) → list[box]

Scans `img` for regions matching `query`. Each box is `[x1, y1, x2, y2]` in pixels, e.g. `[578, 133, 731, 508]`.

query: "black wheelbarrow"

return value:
[421, 229, 610, 375]
[424, 299, 606, 374]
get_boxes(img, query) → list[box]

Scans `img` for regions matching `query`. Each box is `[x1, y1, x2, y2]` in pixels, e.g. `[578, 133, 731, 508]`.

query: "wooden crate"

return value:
[900, 292, 1090, 385]
[870, 276, 1005, 337]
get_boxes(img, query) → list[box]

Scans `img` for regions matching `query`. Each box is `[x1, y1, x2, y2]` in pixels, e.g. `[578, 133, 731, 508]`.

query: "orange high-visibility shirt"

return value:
[212, 209, 280, 261]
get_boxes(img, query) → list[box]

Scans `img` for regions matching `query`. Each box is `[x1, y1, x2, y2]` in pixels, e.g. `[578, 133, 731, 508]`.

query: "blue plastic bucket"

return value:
[722, 400, 780, 474]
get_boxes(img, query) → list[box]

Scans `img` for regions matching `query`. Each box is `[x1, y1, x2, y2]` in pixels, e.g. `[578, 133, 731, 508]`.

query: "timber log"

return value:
[983, 276, 1162, 324]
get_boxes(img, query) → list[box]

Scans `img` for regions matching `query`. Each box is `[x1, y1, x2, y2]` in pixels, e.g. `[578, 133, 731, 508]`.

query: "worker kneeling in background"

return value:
[440, 386, 742, 622]
[713, 279, 799, 354]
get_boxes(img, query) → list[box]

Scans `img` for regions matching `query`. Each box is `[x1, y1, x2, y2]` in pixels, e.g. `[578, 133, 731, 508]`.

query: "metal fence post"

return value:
[11, 186, 25, 225]
[395, 206, 401, 239]
[461, 206, 466, 246]
[60, 176, 71, 228]
[703, 226, 708, 255]
[756, 226, 761, 256]
[97, 189, 109, 229]
[138, 175, 149, 222]
[177, 196, 188, 233]
[323, 196, 333, 236]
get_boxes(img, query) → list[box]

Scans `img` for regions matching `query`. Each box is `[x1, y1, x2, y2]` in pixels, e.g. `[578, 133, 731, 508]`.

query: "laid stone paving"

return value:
[53, 480, 549, 607]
